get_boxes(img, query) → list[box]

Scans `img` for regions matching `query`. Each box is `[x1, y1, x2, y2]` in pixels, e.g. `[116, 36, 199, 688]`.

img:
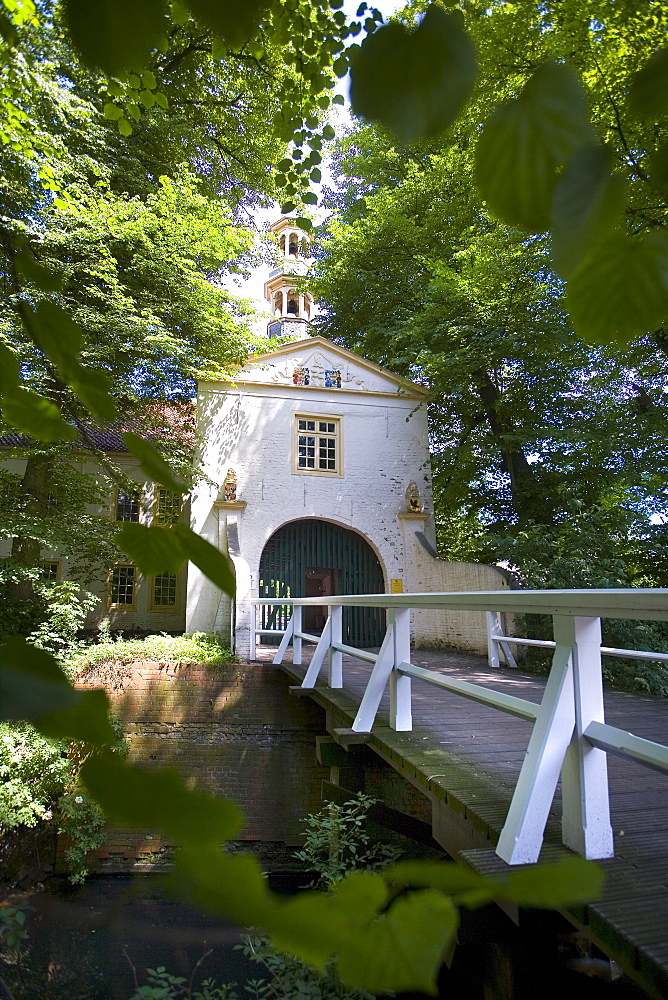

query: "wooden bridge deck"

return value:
[256, 645, 668, 999]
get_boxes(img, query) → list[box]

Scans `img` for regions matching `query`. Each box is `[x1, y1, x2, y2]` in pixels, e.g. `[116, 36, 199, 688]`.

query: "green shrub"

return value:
[70, 631, 237, 678]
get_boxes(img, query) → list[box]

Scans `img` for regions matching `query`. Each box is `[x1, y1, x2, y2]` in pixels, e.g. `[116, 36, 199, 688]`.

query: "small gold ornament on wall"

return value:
[223, 468, 238, 502]
[405, 481, 422, 513]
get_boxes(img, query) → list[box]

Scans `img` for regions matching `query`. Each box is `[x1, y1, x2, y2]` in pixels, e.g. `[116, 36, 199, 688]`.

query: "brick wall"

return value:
[66, 662, 329, 873]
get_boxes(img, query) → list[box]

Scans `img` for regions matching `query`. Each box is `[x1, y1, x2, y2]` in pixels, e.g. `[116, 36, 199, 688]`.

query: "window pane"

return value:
[153, 573, 177, 607]
[115, 490, 139, 522]
[41, 561, 59, 581]
[111, 566, 135, 604]
[155, 489, 181, 526]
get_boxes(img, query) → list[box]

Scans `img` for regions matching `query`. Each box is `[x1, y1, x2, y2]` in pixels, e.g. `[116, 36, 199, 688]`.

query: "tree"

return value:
[311, 4, 668, 591]
[0, 0, 654, 990]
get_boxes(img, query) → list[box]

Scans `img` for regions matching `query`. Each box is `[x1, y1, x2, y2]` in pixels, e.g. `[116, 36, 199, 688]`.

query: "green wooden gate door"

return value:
[258, 519, 386, 646]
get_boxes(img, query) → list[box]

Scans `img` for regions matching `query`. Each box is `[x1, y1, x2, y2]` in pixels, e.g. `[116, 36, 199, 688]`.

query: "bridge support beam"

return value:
[559, 616, 614, 860]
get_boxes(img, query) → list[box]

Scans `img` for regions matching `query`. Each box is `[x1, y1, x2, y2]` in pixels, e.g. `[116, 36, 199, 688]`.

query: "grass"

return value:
[67, 630, 237, 676]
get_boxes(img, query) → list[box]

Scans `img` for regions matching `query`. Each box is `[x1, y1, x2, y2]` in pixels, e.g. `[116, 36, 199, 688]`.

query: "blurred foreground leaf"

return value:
[476, 62, 595, 231]
[350, 6, 476, 144]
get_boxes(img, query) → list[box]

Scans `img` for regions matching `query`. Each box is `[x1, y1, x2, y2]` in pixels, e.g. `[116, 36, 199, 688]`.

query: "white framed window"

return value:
[114, 488, 140, 522]
[41, 560, 60, 582]
[108, 564, 137, 608]
[150, 572, 179, 611]
[154, 488, 182, 526]
[293, 414, 342, 477]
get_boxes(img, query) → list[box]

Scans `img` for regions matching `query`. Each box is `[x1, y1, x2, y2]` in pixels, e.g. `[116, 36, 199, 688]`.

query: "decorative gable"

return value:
[229, 336, 427, 398]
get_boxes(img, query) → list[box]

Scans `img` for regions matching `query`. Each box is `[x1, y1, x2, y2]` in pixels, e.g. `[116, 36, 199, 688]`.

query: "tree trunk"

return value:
[472, 370, 554, 525]
[8, 452, 53, 602]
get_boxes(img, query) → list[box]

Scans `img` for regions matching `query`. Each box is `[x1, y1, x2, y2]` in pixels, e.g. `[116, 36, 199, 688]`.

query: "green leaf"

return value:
[0, 12, 19, 46]
[294, 216, 312, 231]
[141, 69, 157, 89]
[566, 230, 668, 344]
[0, 343, 75, 440]
[2, 387, 77, 442]
[476, 62, 596, 231]
[333, 93, 345, 105]
[303, 192, 318, 205]
[63, 0, 166, 75]
[269, 892, 351, 969]
[322, 124, 335, 140]
[117, 522, 185, 574]
[331, 870, 388, 921]
[551, 144, 627, 277]
[127, 103, 141, 121]
[173, 845, 277, 926]
[350, 6, 477, 145]
[40, 688, 117, 746]
[337, 890, 458, 994]
[628, 48, 668, 121]
[103, 102, 123, 120]
[498, 856, 605, 908]
[333, 56, 348, 78]
[118, 117, 133, 136]
[649, 140, 668, 193]
[27, 302, 117, 421]
[129, 74, 142, 89]
[71, 369, 117, 421]
[80, 755, 244, 842]
[0, 637, 116, 745]
[139, 89, 155, 108]
[15, 251, 63, 291]
[309, 168, 321, 182]
[386, 859, 494, 899]
[185, 0, 269, 48]
[281, 201, 296, 214]
[154, 91, 169, 110]
[122, 431, 187, 492]
[172, 523, 236, 595]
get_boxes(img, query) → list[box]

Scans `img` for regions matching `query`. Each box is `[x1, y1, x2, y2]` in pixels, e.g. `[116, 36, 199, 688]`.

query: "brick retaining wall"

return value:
[64, 661, 329, 873]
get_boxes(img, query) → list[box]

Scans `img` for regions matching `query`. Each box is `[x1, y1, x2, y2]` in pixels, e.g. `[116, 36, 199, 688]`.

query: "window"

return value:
[151, 572, 178, 610]
[109, 565, 136, 607]
[41, 560, 60, 582]
[154, 489, 182, 526]
[115, 489, 140, 522]
[294, 415, 342, 476]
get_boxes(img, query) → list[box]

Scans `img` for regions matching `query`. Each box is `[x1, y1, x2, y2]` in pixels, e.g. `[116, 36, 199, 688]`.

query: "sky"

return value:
[227, 0, 403, 333]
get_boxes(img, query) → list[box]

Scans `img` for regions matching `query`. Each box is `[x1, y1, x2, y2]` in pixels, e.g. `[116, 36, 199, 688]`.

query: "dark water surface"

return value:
[4, 872, 650, 1000]
[8, 872, 306, 1000]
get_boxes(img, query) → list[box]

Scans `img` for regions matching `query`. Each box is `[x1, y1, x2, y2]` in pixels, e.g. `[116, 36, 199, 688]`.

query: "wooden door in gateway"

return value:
[258, 519, 385, 645]
[304, 567, 338, 633]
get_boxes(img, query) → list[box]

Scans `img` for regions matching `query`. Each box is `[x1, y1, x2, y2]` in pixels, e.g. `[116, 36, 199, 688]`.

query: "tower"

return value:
[264, 217, 315, 339]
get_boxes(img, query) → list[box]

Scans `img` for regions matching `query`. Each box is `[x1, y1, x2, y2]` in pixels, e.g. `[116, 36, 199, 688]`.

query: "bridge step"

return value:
[333, 727, 372, 746]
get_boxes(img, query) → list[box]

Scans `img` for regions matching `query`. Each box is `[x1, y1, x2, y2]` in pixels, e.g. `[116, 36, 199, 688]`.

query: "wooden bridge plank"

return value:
[262, 646, 668, 998]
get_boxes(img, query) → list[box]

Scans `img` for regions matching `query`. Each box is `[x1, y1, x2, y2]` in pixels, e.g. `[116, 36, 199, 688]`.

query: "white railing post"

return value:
[329, 604, 343, 688]
[496, 624, 576, 864]
[487, 611, 501, 669]
[250, 603, 257, 661]
[352, 613, 396, 732]
[559, 616, 614, 859]
[292, 604, 302, 665]
[390, 607, 412, 731]
[272, 609, 295, 665]
[301, 614, 332, 688]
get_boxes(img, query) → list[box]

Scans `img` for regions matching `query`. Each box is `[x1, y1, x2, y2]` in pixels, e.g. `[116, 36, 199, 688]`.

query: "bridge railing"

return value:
[251, 589, 668, 866]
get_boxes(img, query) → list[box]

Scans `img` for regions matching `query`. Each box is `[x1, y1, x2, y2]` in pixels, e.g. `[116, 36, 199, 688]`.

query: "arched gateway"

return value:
[258, 519, 385, 646]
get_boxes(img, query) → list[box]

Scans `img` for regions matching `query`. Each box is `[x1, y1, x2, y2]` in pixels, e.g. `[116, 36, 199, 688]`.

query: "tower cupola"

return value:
[264, 217, 314, 338]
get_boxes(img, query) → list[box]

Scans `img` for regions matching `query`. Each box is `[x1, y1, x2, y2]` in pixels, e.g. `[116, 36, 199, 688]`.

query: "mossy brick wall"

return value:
[64, 661, 328, 873]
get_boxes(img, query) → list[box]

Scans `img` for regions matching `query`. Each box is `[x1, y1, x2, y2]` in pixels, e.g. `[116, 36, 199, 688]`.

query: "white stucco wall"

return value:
[186, 338, 434, 658]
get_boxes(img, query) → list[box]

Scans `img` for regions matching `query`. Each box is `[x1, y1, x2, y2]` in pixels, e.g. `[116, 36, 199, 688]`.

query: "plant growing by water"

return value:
[293, 793, 402, 889]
